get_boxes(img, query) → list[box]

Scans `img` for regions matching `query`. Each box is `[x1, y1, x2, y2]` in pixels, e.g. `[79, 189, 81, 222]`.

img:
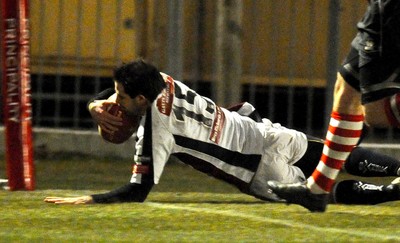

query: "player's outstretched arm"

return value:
[44, 183, 154, 205]
[44, 196, 94, 205]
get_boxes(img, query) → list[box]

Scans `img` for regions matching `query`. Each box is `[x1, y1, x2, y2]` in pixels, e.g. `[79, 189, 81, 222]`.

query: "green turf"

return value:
[1, 157, 400, 242]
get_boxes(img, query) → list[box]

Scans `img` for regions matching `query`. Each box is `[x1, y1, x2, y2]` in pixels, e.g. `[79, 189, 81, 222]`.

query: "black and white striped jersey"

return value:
[131, 73, 308, 190]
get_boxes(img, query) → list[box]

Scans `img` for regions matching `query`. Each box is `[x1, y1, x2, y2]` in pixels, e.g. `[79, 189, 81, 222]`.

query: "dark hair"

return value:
[113, 59, 166, 102]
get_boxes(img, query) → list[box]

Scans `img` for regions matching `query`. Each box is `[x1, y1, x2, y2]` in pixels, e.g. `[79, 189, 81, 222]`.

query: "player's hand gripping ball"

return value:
[99, 103, 140, 144]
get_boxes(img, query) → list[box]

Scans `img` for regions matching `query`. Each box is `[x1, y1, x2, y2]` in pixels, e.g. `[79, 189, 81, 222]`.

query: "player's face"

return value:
[114, 81, 148, 116]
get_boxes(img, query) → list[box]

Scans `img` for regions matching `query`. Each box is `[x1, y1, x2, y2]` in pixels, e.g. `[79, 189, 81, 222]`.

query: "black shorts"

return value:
[339, 0, 400, 104]
[339, 46, 400, 104]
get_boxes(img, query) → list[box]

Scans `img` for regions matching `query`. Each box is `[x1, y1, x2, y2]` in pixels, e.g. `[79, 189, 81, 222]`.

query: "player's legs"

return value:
[267, 133, 400, 207]
[332, 73, 363, 115]
[362, 100, 392, 127]
[291, 138, 400, 205]
[268, 23, 400, 210]
[249, 129, 310, 202]
[344, 147, 400, 177]
[249, 153, 306, 202]
[381, 94, 400, 127]
[310, 1, 400, 196]
[306, 74, 364, 194]
[332, 180, 400, 205]
[249, 158, 305, 202]
[269, 47, 400, 211]
[267, 73, 364, 211]
[331, 146, 400, 205]
[296, 143, 400, 179]
[362, 85, 400, 128]
[268, 56, 400, 211]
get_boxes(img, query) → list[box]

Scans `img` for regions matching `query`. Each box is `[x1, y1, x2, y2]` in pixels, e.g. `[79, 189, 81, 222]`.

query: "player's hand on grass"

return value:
[44, 196, 94, 205]
[88, 100, 123, 133]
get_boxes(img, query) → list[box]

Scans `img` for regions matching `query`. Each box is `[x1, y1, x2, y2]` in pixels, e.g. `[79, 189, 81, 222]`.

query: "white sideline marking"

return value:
[362, 143, 400, 149]
[147, 202, 400, 241]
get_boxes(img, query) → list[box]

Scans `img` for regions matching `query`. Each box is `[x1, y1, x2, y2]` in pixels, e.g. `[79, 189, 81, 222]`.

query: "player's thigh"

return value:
[255, 156, 305, 184]
[364, 99, 391, 127]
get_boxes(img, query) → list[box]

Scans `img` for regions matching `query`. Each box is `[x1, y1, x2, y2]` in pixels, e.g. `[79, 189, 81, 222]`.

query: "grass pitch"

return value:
[1, 157, 400, 242]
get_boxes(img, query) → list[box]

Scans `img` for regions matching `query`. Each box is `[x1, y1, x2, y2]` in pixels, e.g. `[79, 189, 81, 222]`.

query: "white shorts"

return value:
[248, 119, 308, 201]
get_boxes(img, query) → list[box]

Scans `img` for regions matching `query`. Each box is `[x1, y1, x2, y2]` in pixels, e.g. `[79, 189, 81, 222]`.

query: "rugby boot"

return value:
[267, 181, 329, 212]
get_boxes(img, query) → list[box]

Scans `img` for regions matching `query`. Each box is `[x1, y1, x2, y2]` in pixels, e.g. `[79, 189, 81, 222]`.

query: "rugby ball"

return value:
[99, 103, 140, 144]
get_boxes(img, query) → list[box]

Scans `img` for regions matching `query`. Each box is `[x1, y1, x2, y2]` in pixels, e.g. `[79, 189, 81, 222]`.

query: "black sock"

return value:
[344, 147, 400, 177]
[331, 180, 399, 205]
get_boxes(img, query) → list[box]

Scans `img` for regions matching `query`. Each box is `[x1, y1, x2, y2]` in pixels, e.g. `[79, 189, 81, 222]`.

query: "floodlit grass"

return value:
[1, 157, 400, 242]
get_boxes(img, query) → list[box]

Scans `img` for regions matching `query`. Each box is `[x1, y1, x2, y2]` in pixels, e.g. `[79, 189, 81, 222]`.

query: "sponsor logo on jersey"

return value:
[157, 75, 174, 115]
[209, 105, 225, 144]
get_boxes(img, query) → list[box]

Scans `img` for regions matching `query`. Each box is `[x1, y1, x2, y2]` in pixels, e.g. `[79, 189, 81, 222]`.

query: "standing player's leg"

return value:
[304, 46, 366, 197]
[332, 179, 400, 205]
[268, 73, 364, 212]
[307, 76, 364, 195]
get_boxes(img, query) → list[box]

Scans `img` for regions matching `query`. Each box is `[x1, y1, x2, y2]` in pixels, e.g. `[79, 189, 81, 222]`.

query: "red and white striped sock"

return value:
[307, 111, 364, 194]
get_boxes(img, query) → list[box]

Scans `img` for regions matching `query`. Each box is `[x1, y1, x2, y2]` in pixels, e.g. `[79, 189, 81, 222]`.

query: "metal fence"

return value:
[1, 0, 372, 137]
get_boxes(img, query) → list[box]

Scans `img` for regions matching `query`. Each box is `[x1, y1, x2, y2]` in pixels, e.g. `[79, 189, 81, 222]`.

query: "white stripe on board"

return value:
[361, 143, 400, 149]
